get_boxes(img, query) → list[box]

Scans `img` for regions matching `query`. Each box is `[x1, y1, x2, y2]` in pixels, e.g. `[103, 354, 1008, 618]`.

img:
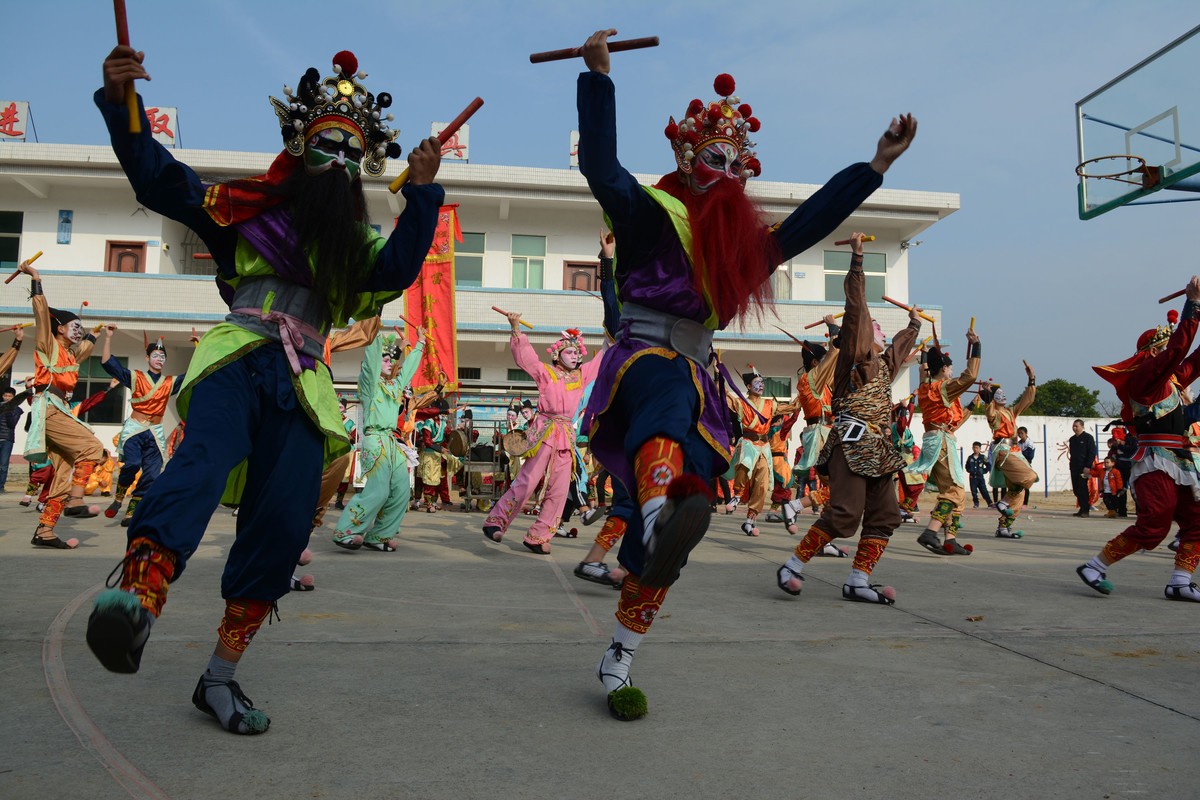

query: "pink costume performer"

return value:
[484, 323, 601, 553]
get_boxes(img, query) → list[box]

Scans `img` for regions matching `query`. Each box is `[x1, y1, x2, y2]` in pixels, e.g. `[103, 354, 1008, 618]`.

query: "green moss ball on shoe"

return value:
[93, 588, 143, 615]
[607, 687, 648, 721]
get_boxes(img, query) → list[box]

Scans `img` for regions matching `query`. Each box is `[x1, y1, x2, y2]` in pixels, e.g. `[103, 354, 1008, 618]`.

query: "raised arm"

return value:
[509, 328, 547, 388]
[806, 320, 840, 394]
[99, 324, 133, 387]
[0, 330, 21, 376]
[329, 316, 383, 354]
[577, 32, 667, 260]
[831, 234, 873, 394]
[397, 332, 427, 390]
[942, 330, 981, 400]
[882, 311, 922, 378]
[1012, 362, 1037, 417]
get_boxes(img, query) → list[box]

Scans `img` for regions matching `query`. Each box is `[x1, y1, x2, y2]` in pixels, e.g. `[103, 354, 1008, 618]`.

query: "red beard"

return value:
[653, 173, 780, 326]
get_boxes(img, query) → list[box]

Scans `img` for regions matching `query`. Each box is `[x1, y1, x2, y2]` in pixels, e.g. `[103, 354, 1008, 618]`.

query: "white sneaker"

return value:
[582, 507, 605, 526]
[725, 497, 740, 514]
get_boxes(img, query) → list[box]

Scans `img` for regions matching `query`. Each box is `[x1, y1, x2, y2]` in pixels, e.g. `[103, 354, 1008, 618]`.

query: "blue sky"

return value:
[5, 1, 1198, 400]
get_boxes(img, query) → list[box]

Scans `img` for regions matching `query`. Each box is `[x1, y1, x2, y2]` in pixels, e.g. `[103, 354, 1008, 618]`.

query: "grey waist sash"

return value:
[619, 302, 713, 365]
[227, 277, 330, 369]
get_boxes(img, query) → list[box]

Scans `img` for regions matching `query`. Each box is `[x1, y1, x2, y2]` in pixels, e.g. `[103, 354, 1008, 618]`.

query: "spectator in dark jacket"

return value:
[1068, 419, 1098, 517]
[964, 441, 991, 508]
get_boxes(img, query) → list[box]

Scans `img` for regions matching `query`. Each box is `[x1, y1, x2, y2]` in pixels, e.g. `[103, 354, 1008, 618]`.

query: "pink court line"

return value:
[43, 583, 172, 800]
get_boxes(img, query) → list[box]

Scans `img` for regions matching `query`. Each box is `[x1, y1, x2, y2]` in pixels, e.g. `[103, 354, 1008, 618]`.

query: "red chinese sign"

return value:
[0, 101, 28, 141]
[404, 205, 462, 394]
[144, 106, 179, 147]
[431, 122, 469, 161]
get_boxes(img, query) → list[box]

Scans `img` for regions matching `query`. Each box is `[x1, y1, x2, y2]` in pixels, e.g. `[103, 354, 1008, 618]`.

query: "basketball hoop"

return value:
[1076, 155, 1162, 189]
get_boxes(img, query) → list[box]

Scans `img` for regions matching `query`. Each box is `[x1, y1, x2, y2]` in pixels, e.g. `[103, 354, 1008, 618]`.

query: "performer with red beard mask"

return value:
[85, 45, 443, 735]
[576, 28, 916, 720]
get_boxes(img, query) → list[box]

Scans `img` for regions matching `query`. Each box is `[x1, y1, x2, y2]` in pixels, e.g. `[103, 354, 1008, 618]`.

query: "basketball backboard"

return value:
[1076, 25, 1200, 220]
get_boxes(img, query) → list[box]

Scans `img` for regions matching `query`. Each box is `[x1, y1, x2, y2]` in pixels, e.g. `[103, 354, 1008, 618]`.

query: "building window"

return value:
[563, 261, 599, 292]
[75, 357, 126, 425]
[511, 235, 545, 289]
[456, 231, 485, 287]
[762, 377, 792, 398]
[823, 251, 886, 302]
[105, 241, 147, 273]
[0, 211, 22, 270]
[771, 265, 792, 301]
[458, 366, 481, 381]
[506, 368, 534, 383]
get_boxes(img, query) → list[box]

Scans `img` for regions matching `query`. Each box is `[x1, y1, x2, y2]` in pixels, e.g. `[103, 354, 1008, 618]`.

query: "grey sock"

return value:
[201, 655, 268, 734]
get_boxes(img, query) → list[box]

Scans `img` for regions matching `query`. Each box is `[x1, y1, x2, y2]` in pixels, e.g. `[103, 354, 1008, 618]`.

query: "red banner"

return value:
[404, 204, 462, 394]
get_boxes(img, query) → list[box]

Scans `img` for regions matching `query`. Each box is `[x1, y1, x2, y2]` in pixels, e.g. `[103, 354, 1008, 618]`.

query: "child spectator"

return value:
[965, 441, 991, 508]
[1090, 456, 1125, 518]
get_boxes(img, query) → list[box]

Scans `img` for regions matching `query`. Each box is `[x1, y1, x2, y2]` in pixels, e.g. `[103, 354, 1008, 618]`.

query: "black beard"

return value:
[289, 169, 372, 324]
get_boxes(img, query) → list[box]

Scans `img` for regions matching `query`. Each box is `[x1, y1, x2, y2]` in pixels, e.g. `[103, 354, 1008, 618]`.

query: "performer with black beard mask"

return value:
[86, 45, 443, 736]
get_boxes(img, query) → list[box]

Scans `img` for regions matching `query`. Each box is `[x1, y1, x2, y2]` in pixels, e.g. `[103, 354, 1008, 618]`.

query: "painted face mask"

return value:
[381, 353, 393, 377]
[687, 141, 743, 194]
[872, 320, 886, 349]
[304, 126, 363, 180]
[994, 389, 1008, 405]
[148, 351, 167, 371]
[522, 408, 535, 421]
[65, 320, 85, 345]
[558, 347, 581, 370]
[750, 376, 765, 394]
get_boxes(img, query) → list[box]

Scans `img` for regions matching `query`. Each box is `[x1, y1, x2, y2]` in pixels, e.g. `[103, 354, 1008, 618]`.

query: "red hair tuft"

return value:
[713, 73, 736, 97]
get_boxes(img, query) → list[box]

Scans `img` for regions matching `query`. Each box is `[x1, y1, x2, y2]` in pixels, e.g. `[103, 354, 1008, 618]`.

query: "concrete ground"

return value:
[1, 489, 1196, 800]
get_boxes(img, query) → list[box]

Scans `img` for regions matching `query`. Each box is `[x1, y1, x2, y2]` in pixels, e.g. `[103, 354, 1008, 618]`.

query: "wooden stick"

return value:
[113, 0, 142, 134]
[882, 294, 936, 323]
[1159, 288, 1186, 304]
[2, 322, 35, 331]
[529, 36, 660, 64]
[389, 97, 485, 193]
[802, 312, 845, 330]
[833, 235, 875, 246]
[5, 250, 42, 285]
[491, 305, 534, 330]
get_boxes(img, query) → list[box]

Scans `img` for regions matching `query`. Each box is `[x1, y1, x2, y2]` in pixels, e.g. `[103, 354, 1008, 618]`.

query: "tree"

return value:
[1027, 378, 1100, 418]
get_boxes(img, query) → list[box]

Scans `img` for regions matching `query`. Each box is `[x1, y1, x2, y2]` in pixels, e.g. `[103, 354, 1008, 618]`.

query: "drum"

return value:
[503, 430, 533, 457]
[446, 430, 469, 458]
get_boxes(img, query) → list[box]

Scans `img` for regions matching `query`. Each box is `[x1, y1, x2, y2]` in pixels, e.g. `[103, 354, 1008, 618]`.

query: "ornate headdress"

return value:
[271, 50, 402, 178]
[146, 335, 166, 357]
[382, 334, 402, 361]
[742, 363, 762, 386]
[664, 74, 762, 178]
[548, 329, 586, 361]
[1137, 309, 1177, 352]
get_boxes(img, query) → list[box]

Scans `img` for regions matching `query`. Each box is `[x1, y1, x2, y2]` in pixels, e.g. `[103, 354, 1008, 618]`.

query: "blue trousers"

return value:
[0, 439, 13, 487]
[612, 354, 721, 576]
[119, 429, 164, 498]
[126, 345, 324, 601]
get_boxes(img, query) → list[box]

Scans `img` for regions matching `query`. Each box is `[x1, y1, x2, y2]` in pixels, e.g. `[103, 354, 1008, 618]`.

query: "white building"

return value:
[0, 138, 958, 460]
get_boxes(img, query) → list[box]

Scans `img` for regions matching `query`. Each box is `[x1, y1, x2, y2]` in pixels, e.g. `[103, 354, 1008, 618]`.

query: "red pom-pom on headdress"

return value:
[687, 98, 705, 116]
[332, 50, 358, 76]
[713, 73, 736, 97]
[747, 117, 762, 133]
[664, 121, 679, 140]
[706, 105, 724, 125]
[737, 103, 752, 118]
[1168, 309, 1179, 324]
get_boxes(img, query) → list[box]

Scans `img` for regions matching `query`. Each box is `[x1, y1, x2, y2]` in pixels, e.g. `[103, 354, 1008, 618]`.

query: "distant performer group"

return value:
[3, 26, 1197, 738]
